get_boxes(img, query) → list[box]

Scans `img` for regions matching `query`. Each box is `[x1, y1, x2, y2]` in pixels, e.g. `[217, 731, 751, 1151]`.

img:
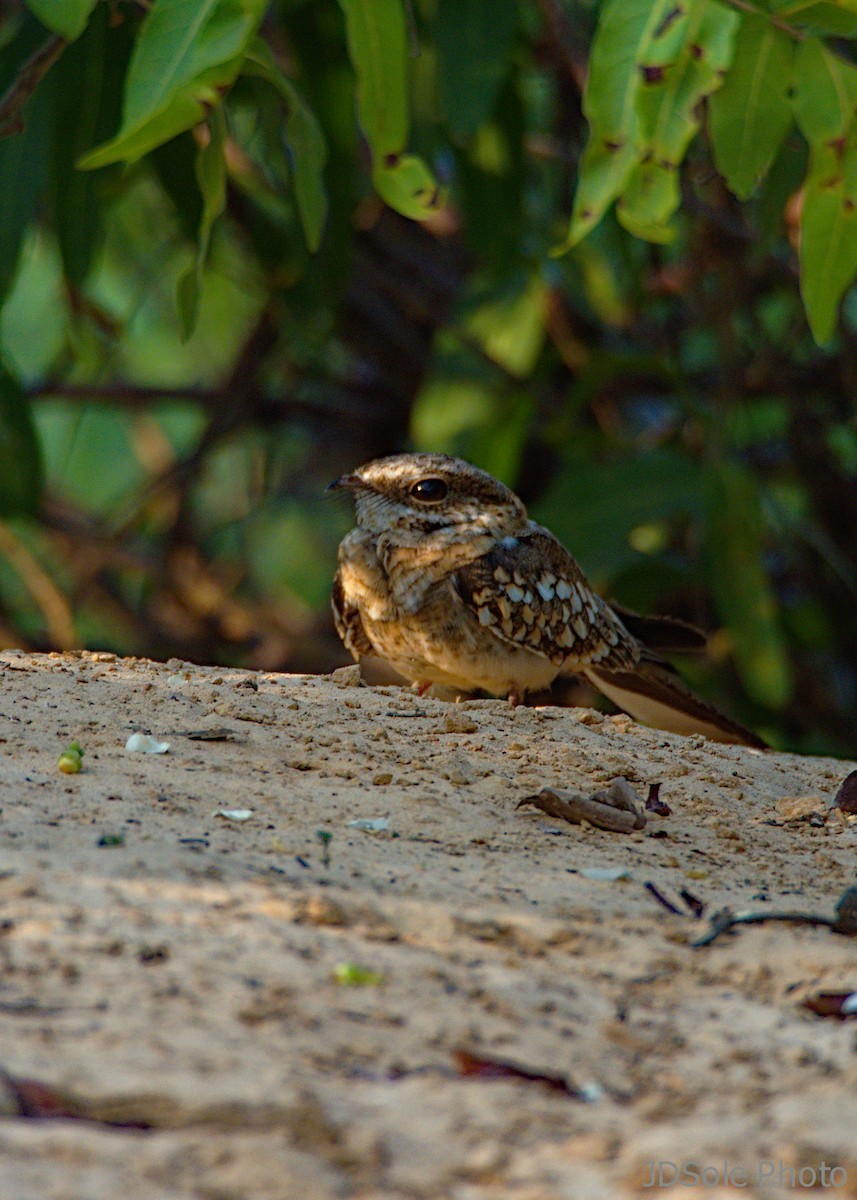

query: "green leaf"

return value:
[339, 0, 442, 220]
[792, 37, 857, 142]
[436, 0, 519, 139]
[615, 159, 679, 243]
[705, 461, 791, 709]
[617, 0, 739, 241]
[562, 0, 656, 249]
[78, 0, 269, 169]
[176, 107, 228, 338]
[0, 99, 51, 306]
[563, 0, 737, 250]
[25, 0, 97, 40]
[799, 152, 857, 343]
[0, 17, 54, 302]
[338, 0, 408, 157]
[372, 153, 445, 220]
[0, 369, 43, 517]
[792, 40, 857, 343]
[243, 41, 328, 252]
[708, 14, 794, 200]
[51, 7, 133, 285]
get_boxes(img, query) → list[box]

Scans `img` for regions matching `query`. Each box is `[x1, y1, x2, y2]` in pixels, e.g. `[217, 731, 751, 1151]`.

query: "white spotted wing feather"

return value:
[454, 526, 639, 671]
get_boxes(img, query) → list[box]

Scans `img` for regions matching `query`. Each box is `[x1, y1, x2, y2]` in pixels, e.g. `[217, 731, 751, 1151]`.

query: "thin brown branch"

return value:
[0, 519, 76, 648]
[28, 381, 225, 407]
[26, 377, 364, 427]
[0, 34, 66, 139]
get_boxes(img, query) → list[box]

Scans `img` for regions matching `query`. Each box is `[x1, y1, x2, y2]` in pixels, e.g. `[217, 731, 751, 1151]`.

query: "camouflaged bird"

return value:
[330, 453, 765, 748]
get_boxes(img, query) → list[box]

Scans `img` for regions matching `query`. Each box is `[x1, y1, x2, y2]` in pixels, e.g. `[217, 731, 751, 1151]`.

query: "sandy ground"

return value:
[0, 649, 855, 1200]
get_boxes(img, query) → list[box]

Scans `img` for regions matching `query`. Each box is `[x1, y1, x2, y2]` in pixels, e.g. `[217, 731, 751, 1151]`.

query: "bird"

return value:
[329, 452, 765, 748]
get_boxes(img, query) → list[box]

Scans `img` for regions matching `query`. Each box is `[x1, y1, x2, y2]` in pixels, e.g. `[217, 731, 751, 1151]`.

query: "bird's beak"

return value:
[326, 473, 362, 493]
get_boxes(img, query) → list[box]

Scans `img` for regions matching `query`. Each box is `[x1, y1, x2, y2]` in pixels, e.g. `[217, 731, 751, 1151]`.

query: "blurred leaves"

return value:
[567, 0, 857, 344]
[536, 449, 704, 579]
[436, 0, 519, 139]
[243, 40, 328, 251]
[706, 462, 792, 709]
[617, 0, 738, 243]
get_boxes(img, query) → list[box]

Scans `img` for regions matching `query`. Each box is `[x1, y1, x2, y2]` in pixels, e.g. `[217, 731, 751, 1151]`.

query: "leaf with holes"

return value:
[617, 0, 738, 241]
[372, 154, 445, 221]
[562, 0, 656, 248]
[799, 144, 857, 344]
[78, 0, 268, 169]
[708, 13, 794, 199]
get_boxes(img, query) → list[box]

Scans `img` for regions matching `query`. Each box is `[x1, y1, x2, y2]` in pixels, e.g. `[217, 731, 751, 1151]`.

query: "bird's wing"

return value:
[608, 604, 708, 654]
[453, 527, 639, 669]
[454, 528, 766, 748]
[585, 653, 767, 748]
[331, 569, 374, 659]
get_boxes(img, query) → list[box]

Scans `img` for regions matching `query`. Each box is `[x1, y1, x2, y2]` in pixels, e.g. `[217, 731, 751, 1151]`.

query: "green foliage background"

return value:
[1, 0, 856, 754]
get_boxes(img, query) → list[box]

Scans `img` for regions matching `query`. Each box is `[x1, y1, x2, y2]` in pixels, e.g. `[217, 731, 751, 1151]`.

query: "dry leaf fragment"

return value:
[453, 1049, 584, 1099]
[832, 770, 857, 815]
[0, 1069, 151, 1128]
[172, 727, 242, 742]
[802, 992, 857, 1019]
[519, 777, 646, 833]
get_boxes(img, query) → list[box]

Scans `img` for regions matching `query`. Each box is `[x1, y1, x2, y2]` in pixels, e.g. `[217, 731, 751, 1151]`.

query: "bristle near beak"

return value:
[326, 473, 362, 493]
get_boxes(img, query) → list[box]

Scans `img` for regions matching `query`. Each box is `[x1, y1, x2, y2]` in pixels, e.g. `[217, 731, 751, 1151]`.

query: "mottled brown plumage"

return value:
[330, 453, 765, 747]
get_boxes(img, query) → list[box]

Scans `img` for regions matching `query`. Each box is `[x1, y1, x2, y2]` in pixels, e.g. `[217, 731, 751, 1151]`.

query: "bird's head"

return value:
[328, 453, 528, 539]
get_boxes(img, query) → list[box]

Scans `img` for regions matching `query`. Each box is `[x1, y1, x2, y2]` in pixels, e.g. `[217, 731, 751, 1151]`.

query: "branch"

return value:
[0, 519, 76, 648]
[27, 381, 226, 408]
[0, 34, 66, 139]
[720, 0, 806, 40]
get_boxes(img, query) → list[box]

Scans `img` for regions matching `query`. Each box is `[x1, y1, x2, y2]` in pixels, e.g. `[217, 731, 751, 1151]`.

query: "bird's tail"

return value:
[584, 656, 766, 749]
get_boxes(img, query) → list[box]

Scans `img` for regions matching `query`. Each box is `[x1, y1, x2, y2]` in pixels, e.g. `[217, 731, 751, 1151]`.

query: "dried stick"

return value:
[0, 35, 66, 139]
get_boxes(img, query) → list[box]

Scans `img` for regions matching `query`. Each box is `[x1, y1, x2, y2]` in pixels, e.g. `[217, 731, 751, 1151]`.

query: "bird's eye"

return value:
[409, 477, 448, 503]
